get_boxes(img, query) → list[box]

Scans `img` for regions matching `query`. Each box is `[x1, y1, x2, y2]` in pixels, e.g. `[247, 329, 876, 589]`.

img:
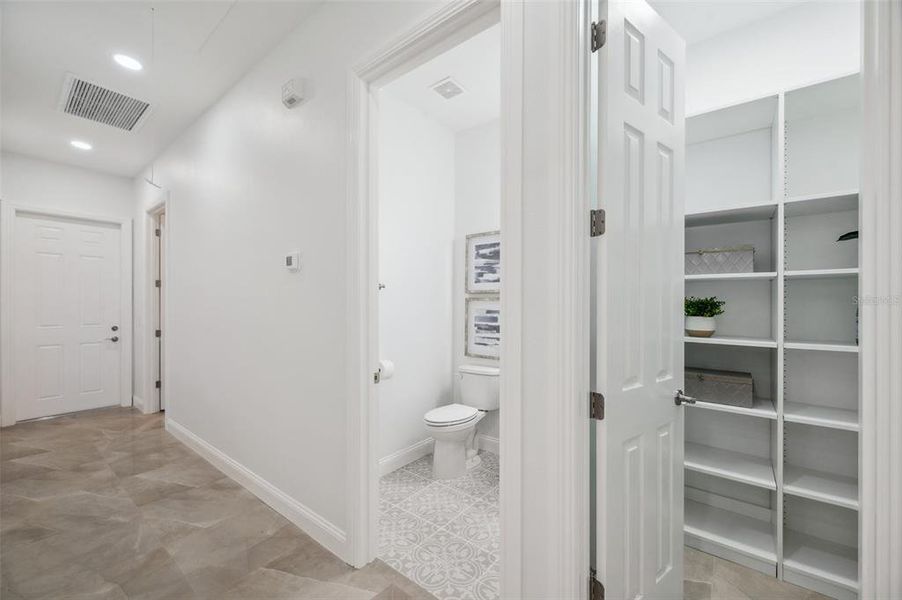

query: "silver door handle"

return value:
[106, 336, 119, 343]
[674, 389, 696, 406]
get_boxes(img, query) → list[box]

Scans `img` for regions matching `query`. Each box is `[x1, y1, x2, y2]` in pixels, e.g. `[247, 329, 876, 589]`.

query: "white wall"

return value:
[1, 152, 133, 219]
[453, 120, 500, 440]
[686, 1, 860, 115]
[131, 0, 443, 559]
[377, 94, 455, 461]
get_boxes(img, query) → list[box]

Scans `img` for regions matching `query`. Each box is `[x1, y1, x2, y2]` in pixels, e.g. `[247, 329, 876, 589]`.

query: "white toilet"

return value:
[424, 364, 499, 480]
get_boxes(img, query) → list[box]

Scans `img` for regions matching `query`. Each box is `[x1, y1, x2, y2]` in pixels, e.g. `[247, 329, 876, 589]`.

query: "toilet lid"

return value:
[424, 404, 479, 427]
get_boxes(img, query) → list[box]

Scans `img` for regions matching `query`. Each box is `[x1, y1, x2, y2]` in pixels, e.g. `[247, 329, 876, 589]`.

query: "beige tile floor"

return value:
[0, 407, 435, 600]
[684, 546, 832, 600]
[1, 406, 834, 600]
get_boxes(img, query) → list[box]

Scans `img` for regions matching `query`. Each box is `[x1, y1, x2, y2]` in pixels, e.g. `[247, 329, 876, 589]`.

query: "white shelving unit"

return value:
[683, 73, 861, 599]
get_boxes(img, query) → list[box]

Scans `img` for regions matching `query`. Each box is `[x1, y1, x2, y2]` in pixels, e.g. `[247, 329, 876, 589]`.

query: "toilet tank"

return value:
[458, 365, 500, 410]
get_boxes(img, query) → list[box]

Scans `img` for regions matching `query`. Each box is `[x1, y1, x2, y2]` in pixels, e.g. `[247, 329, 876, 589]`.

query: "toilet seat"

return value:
[424, 403, 479, 427]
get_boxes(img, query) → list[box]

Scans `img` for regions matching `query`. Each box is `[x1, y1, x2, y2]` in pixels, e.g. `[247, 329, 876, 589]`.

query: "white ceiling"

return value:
[649, 0, 812, 44]
[1, 1, 321, 177]
[382, 24, 500, 133]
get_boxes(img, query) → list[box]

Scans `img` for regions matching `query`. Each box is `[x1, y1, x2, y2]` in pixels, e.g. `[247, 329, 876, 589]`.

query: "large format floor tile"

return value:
[1, 407, 434, 600]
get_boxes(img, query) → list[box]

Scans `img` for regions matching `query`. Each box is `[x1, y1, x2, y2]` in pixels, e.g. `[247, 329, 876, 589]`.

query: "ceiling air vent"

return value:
[59, 74, 151, 132]
[430, 77, 465, 100]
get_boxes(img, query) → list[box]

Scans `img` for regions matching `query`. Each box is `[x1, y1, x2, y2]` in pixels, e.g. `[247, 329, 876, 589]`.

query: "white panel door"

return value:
[594, 1, 685, 598]
[13, 214, 122, 420]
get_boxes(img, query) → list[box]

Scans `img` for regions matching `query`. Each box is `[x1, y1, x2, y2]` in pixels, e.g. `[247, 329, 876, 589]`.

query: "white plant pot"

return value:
[685, 316, 716, 337]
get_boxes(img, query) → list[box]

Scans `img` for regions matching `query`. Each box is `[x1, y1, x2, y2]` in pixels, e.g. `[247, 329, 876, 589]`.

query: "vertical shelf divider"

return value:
[774, 91, 787, 580]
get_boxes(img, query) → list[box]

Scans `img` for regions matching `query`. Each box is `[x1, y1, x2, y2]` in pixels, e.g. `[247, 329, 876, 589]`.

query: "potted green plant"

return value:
[685, 296, 725, 338]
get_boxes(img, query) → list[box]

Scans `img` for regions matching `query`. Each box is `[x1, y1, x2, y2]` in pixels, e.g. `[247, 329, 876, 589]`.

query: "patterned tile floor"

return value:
[379, 452, 500, 600]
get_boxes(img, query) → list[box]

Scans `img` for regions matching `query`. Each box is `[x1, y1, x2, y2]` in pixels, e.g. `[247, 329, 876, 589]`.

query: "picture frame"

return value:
[465, 230, 501, 294]
[465, 296, 500, 360]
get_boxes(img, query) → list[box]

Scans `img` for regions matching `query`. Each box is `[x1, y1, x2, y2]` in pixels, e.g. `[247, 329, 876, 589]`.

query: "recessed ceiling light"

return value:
[70, 140, 92, 150]
[113, 54, 143, 71]
[431, 77, 465, 100]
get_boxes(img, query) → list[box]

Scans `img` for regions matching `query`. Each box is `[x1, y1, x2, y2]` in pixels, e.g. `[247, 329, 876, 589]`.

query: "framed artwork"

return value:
[466, 231, 501, 294]
[466, 297, 500, 360]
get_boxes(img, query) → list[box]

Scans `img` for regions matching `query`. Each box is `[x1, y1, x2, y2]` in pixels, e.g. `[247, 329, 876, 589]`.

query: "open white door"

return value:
[594, 1, 685, 598]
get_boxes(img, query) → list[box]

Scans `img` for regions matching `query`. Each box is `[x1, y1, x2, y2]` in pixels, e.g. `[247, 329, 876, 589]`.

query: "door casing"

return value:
[0, 201, 133, 426]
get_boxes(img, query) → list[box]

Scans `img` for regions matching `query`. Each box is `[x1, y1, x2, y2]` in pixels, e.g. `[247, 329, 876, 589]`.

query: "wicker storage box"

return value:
[684, 367, 754, 408]
[685, 245, 755, 274]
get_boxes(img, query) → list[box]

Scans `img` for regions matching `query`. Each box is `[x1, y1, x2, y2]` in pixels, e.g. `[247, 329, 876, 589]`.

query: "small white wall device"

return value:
[281, 78, 307, 109]
[285, 251, 301, 272]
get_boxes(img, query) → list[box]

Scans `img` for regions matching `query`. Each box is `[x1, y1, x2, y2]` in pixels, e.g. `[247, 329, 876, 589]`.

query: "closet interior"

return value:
[683, 73, 860, 600]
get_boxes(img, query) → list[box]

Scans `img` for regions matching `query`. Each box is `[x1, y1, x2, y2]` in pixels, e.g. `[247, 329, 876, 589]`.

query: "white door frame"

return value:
[141, 192, 169, 414]
[345, 0, 505, 568]
[0, 201, 133, 426]
[345, 0, 591, 596]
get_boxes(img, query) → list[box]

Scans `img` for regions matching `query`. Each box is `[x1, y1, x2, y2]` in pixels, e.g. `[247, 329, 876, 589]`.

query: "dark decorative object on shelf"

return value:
[836, 230, 859, 241]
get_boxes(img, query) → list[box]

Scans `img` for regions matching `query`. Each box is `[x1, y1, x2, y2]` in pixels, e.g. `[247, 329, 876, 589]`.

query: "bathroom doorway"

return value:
[370, 15, 503, 600]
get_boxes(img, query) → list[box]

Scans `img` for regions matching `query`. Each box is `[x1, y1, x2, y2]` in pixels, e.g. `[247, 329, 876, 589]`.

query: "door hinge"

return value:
[155, 329, 161, 338]
[154, 228, 161, 237]
[590, 570, 605, 600]
[591, 20, 606, 52]
[155, 380, 161, 389]
[155, 279, 161, 288]
[590, 392, 605, 420]
[590, 209, 606, 237]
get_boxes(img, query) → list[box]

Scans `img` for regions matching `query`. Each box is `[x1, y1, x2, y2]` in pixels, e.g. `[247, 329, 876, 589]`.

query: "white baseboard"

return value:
[132, 395, 146, 413]
[379, 438, 433, 476]
[165, 418, 347, 561]
[477, 433, 499, 455]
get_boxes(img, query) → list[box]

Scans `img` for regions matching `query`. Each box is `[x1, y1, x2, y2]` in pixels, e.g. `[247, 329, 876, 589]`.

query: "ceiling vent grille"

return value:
[59, 74, 151, 131]
[431, 77, 465, 100]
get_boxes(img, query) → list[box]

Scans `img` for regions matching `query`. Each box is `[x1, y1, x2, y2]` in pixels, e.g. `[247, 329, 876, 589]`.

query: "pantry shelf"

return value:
[688, 397, 777, 420]
[685, 335, 777, 348]
[686, 272, 778, 282]
[685, 442, 776, 490]
[784, 465, 859, 510]
[684, 500, 777, 565]
[783, 401, 858, 432]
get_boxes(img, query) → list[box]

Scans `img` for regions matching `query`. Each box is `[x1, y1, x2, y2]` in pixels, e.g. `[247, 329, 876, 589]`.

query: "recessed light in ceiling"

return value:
[431, 77, 465, 100]
[70, 140, 93, 151]
[113, 54, 143, 71]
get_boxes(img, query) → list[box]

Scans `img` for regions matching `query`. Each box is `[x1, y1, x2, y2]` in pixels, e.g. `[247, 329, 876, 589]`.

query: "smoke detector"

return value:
[58, 74, 151, 131]
[430, 77, 465, 100]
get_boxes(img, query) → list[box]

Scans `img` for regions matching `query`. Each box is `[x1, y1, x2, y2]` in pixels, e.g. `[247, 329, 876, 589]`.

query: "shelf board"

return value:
[784, 401, 859, 432]
[784, 268, 859, 280]
[784, 340, 859, 353]
[783, 530, 858, 593]
[784, 464, 859, 510]
[784, 190, 859, 217]
[685, 442, 776, 490]
[688, 397, 777, 420]
[687, 95, 778, 144]
[684, 500, 777, 564]
[686, 272, 778, 282]
[686, 202, 778, 227]
[685, 335, 777, 349]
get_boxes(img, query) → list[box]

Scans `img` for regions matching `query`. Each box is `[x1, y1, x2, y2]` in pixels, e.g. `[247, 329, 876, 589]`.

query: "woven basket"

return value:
[685, 245, 754, 275]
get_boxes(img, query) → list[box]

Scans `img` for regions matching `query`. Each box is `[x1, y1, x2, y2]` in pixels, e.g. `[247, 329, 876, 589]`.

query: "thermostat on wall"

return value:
[285, 251, 301, 272]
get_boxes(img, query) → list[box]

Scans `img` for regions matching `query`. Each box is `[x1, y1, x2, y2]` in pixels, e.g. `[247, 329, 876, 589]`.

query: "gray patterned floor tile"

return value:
[397, 483, 472, 529]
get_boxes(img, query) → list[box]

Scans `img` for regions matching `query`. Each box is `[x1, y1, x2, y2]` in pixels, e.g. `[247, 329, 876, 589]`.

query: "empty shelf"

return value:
[784, 530, 858, 593]
[685, 335, 777, 348]
[684, 442, 776, 490]
[784, 340, 859, 353]
[684, 500, 777, 564]
[784, 465, 858, 510]
[686, 272, 778, 282]
[784, 190, 859, 217]
[784, 401, 859, 432]
[784, 268, 859, 280]
[685, 202, 778, 227]
[688, 397, 777, 420]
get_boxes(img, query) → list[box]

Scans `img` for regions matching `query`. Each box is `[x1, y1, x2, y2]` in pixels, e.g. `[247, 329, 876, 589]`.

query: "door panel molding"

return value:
[0, 201, 132, 426]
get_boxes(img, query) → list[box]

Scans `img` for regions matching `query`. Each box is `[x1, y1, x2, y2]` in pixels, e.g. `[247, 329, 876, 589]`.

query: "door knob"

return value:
[111, 325, 119, 331]
[106, 336, 119, 343]
[674, 389, 696, 406]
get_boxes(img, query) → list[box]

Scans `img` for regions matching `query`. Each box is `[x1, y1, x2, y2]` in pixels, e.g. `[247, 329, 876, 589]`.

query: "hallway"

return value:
[0, 408, 433, 599]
